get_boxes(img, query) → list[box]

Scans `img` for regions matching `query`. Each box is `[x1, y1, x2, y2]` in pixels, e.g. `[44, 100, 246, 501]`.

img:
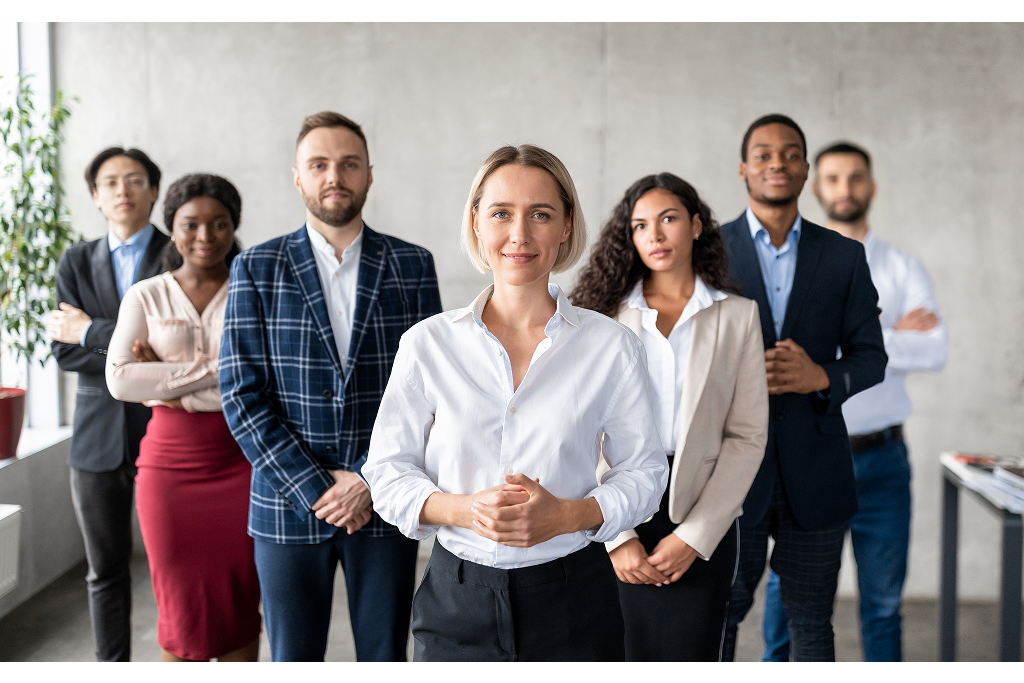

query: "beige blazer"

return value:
[601, 293, 769, 559]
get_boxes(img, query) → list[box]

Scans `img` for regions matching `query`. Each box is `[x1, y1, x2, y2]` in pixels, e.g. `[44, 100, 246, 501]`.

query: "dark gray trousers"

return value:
[69, 459, 136, 662]
[412, 541, 625, 661]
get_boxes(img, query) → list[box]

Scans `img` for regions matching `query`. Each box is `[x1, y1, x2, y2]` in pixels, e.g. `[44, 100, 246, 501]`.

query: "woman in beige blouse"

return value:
[571, 172, 769, 661]
[106, 174, 260, 662]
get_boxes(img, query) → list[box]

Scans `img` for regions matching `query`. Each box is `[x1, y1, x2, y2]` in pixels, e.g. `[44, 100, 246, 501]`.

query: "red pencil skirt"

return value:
[136, 406, 261, 660]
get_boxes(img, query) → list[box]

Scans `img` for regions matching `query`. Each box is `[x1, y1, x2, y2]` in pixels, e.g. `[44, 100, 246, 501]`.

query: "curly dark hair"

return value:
[569, 173, 733, 317]
[161, 173, 243, 270]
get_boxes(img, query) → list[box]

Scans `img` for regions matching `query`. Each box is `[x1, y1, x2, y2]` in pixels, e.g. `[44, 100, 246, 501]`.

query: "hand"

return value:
[48, 303, 92, 344]
[646, 533, 699, 583]
[764, 339, 830, 395]
[132, 339, 162, 362]
[470, 473, 603, 548]
[311, 470, 373, 534]
[894, 306, 939, 332]
[144, 397, 184, 409]
[609, 538, 670, 586]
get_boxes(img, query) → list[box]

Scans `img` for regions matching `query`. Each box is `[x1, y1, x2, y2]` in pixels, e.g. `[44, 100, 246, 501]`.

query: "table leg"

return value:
[1000, 514, 1022, 661]
[940, 474, 959, 661]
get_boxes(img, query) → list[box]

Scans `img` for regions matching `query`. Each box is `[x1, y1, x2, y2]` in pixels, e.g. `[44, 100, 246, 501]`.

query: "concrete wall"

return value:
[52, 23, 1024, 600]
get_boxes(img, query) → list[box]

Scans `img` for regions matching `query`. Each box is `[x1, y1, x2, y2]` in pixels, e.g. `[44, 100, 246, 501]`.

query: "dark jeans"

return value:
[412, 541, 625, 661]
[761, 435, 911, 661]
[617, 462, 739, 661]
[723, 475, 846, 662]
[253, 530, 419, 661]
[69, 459, 136, 662]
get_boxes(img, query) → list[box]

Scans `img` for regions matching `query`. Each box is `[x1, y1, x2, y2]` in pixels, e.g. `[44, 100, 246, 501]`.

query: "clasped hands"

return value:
[47, 302, 92, 345]
[425, 473, 603, 548]
[609, 535, 699, 586]
[312, 470, 373, 534]
[764, 338, 830, 396]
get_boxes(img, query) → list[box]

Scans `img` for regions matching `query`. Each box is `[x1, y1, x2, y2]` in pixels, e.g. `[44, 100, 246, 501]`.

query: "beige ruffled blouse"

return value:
[106, 272, 228, 413]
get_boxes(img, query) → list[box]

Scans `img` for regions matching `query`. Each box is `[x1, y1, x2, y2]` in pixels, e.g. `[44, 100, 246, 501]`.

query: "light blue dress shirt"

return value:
[746, 207, 802, 340]
[79, 224, 155, 346]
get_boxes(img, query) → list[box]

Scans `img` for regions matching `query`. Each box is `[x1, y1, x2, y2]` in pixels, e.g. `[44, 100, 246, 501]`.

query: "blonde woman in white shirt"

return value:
[571, 173, 769, 661]
[106, 174, 260, 662]
[363, 145, 668, 661]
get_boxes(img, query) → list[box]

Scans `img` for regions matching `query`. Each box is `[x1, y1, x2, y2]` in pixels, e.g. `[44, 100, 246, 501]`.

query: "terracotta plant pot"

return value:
[0, 388, 26, 461]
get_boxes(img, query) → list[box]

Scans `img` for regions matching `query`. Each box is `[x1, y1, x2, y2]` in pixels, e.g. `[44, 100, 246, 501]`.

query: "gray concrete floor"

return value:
[0, 538, 1016, 661]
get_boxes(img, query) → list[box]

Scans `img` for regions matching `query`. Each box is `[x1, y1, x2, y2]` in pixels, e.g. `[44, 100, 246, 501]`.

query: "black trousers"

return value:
[69, 459, 136, 662]
[617, 475, 739, 661]
[412, 541, 625, 661]
[723, 474, 846, 662]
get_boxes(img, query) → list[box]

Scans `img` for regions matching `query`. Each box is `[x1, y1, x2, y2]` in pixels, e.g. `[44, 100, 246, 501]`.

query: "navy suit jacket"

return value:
[721, 213, 887, 531]
[219, 224, 442, 544]
[52, 230, 169, 472]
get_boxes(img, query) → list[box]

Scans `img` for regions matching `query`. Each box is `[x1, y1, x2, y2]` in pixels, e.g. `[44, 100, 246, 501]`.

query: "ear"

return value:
[367, 165, 374, 191]
[691, 213, 703, 239]
[869, 178, 877, 201]
[812, 175, 822, 201]
[91, 187, 101, 208]
[472, 208, 480, 238]
[738, 161, 747, 181]
[561, 211, 573, 244]
[292, 166, 301, 191]
[149, 185, 159, 205]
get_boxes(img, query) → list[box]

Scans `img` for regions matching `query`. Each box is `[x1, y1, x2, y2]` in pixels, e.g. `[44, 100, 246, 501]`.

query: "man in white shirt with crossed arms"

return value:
[761, 141, 948, 662]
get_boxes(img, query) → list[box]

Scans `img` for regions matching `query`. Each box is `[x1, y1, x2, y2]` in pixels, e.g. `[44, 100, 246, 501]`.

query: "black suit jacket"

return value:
[52, 229, 170, 472]
[721, 213, 887, 531]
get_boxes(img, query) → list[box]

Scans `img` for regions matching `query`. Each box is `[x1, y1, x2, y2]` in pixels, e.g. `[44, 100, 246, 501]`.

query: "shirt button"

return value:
[504, 468, 513, 476]
[323, 389, 334, 399]
[775, 287, 780, 291]
[509, 407, 516, 414]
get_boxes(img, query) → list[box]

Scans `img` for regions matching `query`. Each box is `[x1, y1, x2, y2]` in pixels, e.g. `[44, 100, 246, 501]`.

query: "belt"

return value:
[849, 424, 903, 452]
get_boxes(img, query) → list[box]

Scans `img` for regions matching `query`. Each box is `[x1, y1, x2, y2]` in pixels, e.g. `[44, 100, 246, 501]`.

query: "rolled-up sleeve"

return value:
[363, 338, 443, 540]
[586, 343, 668, 543]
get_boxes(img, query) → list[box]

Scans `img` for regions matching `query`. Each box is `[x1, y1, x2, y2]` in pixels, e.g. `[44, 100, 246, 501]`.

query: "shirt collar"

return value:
[625, 275, 727, 313]
[453, 283, 581, 330]
[746, 206, 802, 247]
[107, 223, 155, 252]
[306, 223, 364, 263]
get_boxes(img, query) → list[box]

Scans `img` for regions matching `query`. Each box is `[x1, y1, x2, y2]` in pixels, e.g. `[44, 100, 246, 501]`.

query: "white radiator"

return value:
[0, 504, 22, 599]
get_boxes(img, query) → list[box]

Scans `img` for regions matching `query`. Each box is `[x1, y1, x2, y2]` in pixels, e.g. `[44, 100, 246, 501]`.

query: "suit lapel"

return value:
[780, 222, 823, 341]
[728, 214, 775, 345]
[674, 302, 719, 451]
[346, 225, 386, 379]
[89, 237, 121, 319]
[286, 227, 345, 377]
[137, 228, 168, 282]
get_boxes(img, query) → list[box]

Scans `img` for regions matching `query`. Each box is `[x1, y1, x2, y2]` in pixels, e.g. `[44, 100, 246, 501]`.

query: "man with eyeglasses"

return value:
[49, 147, 169, 662]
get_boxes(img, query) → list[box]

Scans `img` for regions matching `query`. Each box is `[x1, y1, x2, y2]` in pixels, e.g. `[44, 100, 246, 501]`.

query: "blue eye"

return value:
[493, 211, 509, 219]
[632, 223, 645, 231]
[533, 212, 550, 220]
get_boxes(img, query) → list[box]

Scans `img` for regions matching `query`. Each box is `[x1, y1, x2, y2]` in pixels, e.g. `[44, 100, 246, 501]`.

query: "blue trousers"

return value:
[253, 530, 420, 661]
[761, 436, 911, 662]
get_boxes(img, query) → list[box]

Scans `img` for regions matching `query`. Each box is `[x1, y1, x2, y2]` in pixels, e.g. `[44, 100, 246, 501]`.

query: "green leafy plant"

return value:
[0, 74, 77, 366]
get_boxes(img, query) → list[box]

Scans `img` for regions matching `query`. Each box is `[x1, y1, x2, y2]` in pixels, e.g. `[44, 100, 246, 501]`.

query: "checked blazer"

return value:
[220, 224, 442, 543]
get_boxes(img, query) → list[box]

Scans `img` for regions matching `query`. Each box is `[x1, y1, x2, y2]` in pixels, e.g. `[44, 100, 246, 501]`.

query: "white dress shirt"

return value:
[841, 232, 948, 435]
[307, 224, 363, 368]
[625, 276, 728, 454]
[364, 284, 668, 569]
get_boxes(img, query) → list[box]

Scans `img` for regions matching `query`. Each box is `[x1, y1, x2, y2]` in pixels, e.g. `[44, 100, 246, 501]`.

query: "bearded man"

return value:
[219, 111, 442, 661]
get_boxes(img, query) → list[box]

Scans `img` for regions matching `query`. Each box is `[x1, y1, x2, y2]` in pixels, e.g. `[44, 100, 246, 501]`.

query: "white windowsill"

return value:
[0, 426, 73, 471]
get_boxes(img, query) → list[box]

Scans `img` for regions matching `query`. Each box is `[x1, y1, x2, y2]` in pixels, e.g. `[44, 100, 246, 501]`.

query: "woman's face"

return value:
[473, 164, 571, 288]
[630, 188, 701, 275]
[172, 195, 236, 271]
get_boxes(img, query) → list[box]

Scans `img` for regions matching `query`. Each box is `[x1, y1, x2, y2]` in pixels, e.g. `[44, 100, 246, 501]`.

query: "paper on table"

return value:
[941, 452, 1024, 515]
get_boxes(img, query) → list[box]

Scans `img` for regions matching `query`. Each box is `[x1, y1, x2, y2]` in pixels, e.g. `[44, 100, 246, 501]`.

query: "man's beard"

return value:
[745, 179, 799, 208]
[826, 197, 871, 223]
[302, 183, 368, 227]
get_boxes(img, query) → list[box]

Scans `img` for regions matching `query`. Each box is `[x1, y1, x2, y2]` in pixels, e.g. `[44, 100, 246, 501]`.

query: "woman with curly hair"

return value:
[571, 173, 769, 661]
[106, 174, 260, 661]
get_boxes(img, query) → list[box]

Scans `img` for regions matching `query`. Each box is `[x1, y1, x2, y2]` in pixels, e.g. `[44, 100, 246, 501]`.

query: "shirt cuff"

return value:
[79, 321, 92, 347]
[583, 487, 623, 544]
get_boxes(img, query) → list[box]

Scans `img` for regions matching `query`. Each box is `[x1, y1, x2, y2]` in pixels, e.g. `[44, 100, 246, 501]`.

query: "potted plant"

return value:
[0, 74, 76, 460]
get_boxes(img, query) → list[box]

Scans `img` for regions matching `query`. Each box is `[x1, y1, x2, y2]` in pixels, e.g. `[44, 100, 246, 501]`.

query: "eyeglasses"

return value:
[97, 174, 150, 192]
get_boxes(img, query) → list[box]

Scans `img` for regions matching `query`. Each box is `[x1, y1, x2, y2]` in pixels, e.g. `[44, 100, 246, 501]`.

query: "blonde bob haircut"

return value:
[461, 144, 587, 274]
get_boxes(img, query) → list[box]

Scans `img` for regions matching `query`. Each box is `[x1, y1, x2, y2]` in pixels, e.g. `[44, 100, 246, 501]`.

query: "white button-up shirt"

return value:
[625, 276, 728, 454]
[307, 224, 363, 368]
[364, 284, 668, 569]
[841, 232, 948, 435]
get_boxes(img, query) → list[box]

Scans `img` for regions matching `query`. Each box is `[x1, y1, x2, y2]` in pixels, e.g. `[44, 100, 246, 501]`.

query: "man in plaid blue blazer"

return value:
[220, 112, 442, 661]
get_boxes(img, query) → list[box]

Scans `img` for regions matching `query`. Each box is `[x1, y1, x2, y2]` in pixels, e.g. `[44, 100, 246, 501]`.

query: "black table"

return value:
[940, 461, 1023, 661]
